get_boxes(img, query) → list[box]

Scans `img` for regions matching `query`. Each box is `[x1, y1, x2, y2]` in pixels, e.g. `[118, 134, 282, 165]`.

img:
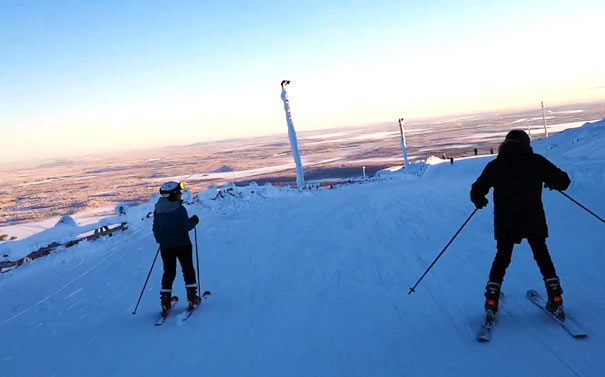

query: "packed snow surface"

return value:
[1, 121, 604, 377]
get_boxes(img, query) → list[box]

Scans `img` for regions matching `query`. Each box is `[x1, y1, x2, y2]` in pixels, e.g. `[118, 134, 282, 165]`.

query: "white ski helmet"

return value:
[160, 181, 185, 198]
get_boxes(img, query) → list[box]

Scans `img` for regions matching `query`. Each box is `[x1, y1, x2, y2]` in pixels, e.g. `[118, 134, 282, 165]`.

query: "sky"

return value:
[1, 0, 605, 162]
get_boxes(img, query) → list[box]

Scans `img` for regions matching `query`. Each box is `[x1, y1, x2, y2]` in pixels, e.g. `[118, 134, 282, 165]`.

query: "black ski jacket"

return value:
[152, 197, 197, 249]
[470, 141, 570, 243]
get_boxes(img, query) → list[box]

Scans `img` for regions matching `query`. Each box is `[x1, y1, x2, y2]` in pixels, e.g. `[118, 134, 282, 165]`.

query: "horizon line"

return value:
[3, 99, 605, 167]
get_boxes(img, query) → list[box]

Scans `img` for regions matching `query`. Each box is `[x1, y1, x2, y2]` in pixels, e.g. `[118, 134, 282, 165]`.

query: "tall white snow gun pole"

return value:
[541, 101, 549, 138]
[398, 117, 409, 168]
[280, 80, 305, 190]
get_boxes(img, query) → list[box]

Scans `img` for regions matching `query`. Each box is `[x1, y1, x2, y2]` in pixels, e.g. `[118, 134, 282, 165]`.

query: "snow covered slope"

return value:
[1, 121, 604, 377]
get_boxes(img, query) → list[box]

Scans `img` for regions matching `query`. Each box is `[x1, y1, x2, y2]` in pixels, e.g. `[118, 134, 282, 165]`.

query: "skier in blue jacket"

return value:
[152, 181, 200, 315]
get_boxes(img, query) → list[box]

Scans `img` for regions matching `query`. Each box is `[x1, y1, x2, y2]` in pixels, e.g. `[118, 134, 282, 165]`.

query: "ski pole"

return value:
[409, 208, 478, 295]
[132, 247, 161, 315]
[194, 226, 201, 295]
[558, 190, 605, 224]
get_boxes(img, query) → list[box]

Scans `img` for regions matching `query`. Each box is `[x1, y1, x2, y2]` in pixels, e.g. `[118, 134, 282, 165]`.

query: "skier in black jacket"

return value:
[152, 181, 200, 315]
[470, 130, 571, 320]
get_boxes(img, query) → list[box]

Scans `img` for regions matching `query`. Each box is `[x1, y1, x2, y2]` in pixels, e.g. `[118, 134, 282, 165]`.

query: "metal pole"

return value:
[194, 226, 201, 294]
[398, 118, 409, 168]
[280, 80, 306, 189]
[132, 247, 161, 314]
[409, 208, 478, 295]
[558, 191, 605, 224]
[541, 101, 549, 138]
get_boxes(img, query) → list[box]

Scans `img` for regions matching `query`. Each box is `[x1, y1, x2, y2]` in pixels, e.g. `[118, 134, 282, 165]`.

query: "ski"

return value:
[155, 296, 179, 326]
[180, 290, 211, 322]
[476, 312, 496, 342]
[476, 291, 505, 342]
[526, 290, 587, 338]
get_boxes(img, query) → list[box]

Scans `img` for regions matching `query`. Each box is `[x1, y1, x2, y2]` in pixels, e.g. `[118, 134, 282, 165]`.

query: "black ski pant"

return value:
[160, 245, 197, 291]
[488, 237, 558, 284]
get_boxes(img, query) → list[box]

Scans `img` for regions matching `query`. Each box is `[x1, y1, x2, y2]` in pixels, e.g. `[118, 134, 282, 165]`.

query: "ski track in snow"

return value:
[0, 245, 122, 326]
[0, 227, 149, 327]
[0, 121, 604, 377]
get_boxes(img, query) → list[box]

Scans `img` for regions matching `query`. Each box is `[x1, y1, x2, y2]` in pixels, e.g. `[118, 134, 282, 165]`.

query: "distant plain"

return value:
[2, 101, 605, 227]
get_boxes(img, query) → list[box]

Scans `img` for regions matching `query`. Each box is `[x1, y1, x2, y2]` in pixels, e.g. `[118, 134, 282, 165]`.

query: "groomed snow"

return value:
[0, 120, 604, 377]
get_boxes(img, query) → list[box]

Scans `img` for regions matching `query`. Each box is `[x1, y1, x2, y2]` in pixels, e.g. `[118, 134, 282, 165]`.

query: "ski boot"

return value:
[186, 285, 201, 311]
[545, 278, 565, 320]
[484, 281, 501, 321]
[160, 290, 173, 318]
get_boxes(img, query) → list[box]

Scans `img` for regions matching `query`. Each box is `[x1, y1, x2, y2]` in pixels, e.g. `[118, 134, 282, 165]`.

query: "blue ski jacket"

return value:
[152, 197, 197, 249]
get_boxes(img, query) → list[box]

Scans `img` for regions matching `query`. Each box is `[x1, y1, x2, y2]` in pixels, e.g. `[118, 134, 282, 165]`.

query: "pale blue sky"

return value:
[2, 1, 604, 162]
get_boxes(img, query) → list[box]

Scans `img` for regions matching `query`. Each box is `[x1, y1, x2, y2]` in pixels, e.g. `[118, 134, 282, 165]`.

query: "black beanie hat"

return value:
[504, 129, 530, 147]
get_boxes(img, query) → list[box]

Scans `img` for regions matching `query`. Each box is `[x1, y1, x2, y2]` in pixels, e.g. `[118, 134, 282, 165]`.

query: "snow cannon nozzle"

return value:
[281, 80, 290, 89]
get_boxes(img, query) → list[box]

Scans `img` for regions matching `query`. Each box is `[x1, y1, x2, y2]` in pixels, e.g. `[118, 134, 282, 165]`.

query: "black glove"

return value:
[191, 215, 199, 225]
[472, 196, 488, 209]
[544, 182, 554, 191]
